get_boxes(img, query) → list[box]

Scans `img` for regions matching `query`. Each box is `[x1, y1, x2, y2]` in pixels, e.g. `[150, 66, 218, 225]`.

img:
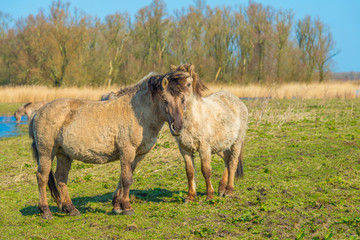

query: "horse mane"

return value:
[23, 102, 32, 108]
[169, 64, 208, 97]
[116, 72, 158, 97]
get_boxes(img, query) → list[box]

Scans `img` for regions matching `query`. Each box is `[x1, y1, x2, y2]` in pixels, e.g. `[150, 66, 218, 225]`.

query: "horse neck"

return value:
[131, 89, 165, 129]
[18, 108, 25, 115]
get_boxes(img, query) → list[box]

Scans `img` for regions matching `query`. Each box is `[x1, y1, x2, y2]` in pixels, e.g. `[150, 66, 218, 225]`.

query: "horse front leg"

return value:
[180, 148, 196, 203]
[112, 154, 145, 214]
[199, 146, 214, 201]
[112, 149, 136, 215]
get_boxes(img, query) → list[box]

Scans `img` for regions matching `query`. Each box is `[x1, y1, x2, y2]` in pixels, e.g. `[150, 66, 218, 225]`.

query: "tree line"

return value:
[0, 0, 338, 87]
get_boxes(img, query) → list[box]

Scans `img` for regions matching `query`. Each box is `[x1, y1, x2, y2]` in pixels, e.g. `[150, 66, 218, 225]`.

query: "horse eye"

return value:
[163, 100, 168, 105]
[186, 83, 191, 88]
[181, 98, 185, 104]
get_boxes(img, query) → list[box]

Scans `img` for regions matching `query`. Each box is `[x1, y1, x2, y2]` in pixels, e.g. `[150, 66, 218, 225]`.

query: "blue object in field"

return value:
[0, 116, 28, 139]
[356, 90, 360, 98]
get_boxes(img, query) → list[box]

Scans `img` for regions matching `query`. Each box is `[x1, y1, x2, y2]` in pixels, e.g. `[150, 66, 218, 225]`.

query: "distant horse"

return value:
[167, 64, 248, 202]
[100, 91, 116, 101]
[29, 72, 193, 219]
[14, 101, 48, 123]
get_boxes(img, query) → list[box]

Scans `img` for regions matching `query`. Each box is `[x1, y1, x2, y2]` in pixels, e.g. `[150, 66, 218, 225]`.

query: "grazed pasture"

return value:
[0, 99, 359, 239]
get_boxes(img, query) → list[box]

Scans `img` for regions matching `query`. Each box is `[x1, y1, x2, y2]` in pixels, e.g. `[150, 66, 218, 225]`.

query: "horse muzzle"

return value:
[169, 122, 183, 136]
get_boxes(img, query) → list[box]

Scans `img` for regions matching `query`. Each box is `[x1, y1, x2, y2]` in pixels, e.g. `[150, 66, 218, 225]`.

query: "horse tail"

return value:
[48, 170, 61, 208]
[29, 116, 62, 208]
[235, 142, 244, 178]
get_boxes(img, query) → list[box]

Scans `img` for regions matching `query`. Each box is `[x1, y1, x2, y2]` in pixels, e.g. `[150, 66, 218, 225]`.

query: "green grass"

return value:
[0, 99, 359, 239]
[0, 103, 23, 116]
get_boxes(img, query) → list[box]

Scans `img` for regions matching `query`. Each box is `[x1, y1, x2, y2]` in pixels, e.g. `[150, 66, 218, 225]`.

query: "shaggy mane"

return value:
[168, 64, 208, 97]
[116, 72, 159, 97]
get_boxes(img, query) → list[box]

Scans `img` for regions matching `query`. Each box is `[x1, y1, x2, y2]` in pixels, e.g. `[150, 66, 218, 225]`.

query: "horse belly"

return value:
[59, 126, 119, 164]
[61, 142, 119, 164]
[209, 123, 240, 153]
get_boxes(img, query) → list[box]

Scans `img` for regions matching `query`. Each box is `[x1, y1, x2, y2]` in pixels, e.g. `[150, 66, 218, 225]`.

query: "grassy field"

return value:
[0, 99, 359, 239]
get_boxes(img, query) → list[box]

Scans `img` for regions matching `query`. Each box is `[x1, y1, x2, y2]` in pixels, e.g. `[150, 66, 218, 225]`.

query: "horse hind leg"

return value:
[199, 146, 215, 201]
[218, 150, 230, 197]
[33, 143, 56, 219]
[55, 152, 80, 216]
[224, 141, 243, 197]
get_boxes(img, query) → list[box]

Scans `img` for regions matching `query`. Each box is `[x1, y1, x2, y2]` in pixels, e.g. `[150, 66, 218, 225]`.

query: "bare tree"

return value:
[274, 9, 293, 82]
[0, 0, 338, 86]
[102, 13, 129, 86]
[246, 2, 273, 82]
[296, 16, 317, 82]
[313, 18, 339, 82]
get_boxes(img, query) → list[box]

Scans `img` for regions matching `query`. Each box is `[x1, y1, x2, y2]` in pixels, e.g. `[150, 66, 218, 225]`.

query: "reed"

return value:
[0, 81, 359, 103]
[0, 85, 118, 103]
[207, 81, 360, 99]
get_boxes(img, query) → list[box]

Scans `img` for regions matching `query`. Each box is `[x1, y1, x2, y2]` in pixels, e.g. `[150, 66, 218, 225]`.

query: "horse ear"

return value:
[188, 64, 195, 75]
[188, 64, 195, 73]
[170, 64, 177, 71]
[162, 77, 169, 89]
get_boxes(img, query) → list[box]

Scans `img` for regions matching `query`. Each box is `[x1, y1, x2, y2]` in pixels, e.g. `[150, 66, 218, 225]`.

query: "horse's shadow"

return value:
[20, 188, 190, 216]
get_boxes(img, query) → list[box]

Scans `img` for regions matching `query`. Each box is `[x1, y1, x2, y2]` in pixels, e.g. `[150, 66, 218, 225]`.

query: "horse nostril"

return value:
[171, 123, 183, 132]
[170, 123, 176, 132]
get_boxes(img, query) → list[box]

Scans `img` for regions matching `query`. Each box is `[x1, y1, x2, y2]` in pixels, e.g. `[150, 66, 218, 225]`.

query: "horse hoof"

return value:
[122, 209, 134, 215]
[218, 192, 225, 197]
[69, 209, 81, 216]
[206, 196, 214, 201]
[224, 190, 233, 197]
[112, 208, 123, 214]
[42, 212, 53, 220]
[184, 198, 194, 204]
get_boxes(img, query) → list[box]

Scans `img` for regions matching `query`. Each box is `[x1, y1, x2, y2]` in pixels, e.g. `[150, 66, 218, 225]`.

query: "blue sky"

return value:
[2, 0, 359, 72]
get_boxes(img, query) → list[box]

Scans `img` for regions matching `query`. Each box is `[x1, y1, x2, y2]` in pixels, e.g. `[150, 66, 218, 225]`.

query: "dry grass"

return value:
[208, 81, 360, 99]
[0, 85, 118, 103]
[0, 81, 359, 103]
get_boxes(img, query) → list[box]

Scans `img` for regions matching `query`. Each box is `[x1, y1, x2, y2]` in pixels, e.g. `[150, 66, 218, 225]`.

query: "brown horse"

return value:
[29, 72, 193, 219]
[167, 64, 248, 202]
[14, 101, 48, 123]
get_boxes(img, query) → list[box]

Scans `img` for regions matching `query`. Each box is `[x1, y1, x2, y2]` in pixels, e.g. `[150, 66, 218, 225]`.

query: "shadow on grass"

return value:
[20, 188, 190, 216]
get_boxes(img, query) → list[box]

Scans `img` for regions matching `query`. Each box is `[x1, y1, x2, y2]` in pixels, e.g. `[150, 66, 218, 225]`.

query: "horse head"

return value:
[14, 110, 22, 123]
[14, 103, 30, 123]
[148, 64, 208, 136]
